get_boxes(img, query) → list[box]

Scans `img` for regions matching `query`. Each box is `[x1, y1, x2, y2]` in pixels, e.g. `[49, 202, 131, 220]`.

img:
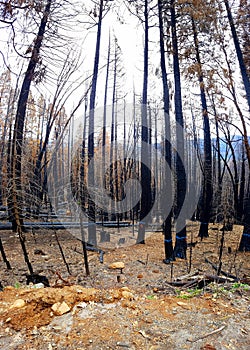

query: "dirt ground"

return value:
[0, 222, 249, 349]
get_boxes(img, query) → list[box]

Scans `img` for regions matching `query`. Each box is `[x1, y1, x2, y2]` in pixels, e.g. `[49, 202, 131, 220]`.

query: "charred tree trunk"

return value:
[101, 32, 111, 222]
[239, 145, 250, 251]
[9, 0, 51, 274]
[191, 18, 213, 240]
[239, 176, 250, 251]
[137, 0, 152, 244]
[0, 88, 15, 206]
[87, 0, 104, 246]
[10, 0, 51, 234]
[223, 0, 250, 250]
[224, 0, 250, 112]
[158, 0, 174, 263]
[211, 95, 223, 223]
[170, 0, 187, 259]
[109, 38, 118, 222]
[238, 141, 245, 223]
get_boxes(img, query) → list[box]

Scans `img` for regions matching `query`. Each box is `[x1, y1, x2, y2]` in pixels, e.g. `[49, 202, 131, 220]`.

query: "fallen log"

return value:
[205, 258, 239, 280]
[203, 274, 239, 283]
[167, 273, 238, 288]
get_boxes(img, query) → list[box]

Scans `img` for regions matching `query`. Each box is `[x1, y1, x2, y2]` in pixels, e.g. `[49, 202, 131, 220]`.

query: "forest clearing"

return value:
[0, 0, 250, 348]
[0, 223, 249, 349]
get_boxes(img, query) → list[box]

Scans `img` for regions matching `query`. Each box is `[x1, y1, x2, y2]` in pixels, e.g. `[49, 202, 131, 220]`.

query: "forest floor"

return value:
[0, 222, 249, 349]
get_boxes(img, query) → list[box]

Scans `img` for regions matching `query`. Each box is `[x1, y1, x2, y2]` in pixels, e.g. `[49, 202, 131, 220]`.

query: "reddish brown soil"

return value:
[0, 222, 249, 349]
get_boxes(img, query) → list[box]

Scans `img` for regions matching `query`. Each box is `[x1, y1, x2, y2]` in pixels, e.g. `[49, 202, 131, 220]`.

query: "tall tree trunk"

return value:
[239, 174, 250, 251]
[191, 17, 213, 239]
[132, 89, 139, 223]
[30, 98, 46, 217]
[80, 97, 88, 213]
[158, 0, 174, 263]
[122, 99, 128, 220]
[225, 130, 240, 222]
[213, 99, 223, 223]
[9, 0, 51, 274]
[0, 88, 14, 206]
[7, 123, 13, 223]
[224, 0, 250, 112]
[87, 0, 104, 246]
[239, 139, 250, 251]
[223, 0, 250, 250]
[238, 140, 245, 222]
[137, 0, 152, 244]
[10, 0, 52, 233]
[170, 0, 187, 259]
[101, 31, 111, 222]
[109, 38, 118, 222]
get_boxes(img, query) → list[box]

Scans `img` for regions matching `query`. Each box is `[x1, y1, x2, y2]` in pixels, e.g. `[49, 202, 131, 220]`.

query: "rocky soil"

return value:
[0, 222, 249, 349]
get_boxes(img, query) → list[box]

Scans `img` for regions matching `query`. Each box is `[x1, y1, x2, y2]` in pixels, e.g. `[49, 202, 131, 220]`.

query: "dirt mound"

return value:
[0, 284, 249, 349]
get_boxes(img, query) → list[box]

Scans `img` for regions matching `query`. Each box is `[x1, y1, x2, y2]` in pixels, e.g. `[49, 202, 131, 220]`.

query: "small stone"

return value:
[31, 283, 45, 289]
[31, 326, 39, 335]
[76, 302, 87, 309]
[5, 317, 11, 323]
[139, 330, 150, 339]
[144, 317, 153, 324]
[109, 262, 125, 270]
[121, 300, 137, 309]
[34, 249, 46, 255]
[51, 301, 71, 316]
[176, 301, 191, 310]
[137, 274, 143, 279]
[10, 299, 26, 309]
[121, 290, 134, 300]
[117, 342, 130, 347]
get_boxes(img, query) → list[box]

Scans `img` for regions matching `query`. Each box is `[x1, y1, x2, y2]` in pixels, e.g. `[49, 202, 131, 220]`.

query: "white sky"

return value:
[0, 0, 249, 138]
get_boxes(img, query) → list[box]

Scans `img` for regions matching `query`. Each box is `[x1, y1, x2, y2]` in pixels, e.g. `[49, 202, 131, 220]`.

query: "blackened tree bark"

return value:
[191, 18, 213, 239]
[238, 141, 245, 223]
[158, 0, 174, 263]
[222, 0, 250, 250]
[80, 97, 88, 215]
[239, 175, 250, 251]
[239, 142, 250, 251]
[224, 0, 250, 112]
[212, 96, 223, 223]
[222, 127, 241, 222]
[87, 0, 104, 246]
[170, 0, 187, 259]
[0, 85, 15, 206]
[109, 37, 118, 222]
[10, 0, 52, 273]
[7, 123, 13, 223]
[101, 32, 111, 222]
[136, 0, 152, 244]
